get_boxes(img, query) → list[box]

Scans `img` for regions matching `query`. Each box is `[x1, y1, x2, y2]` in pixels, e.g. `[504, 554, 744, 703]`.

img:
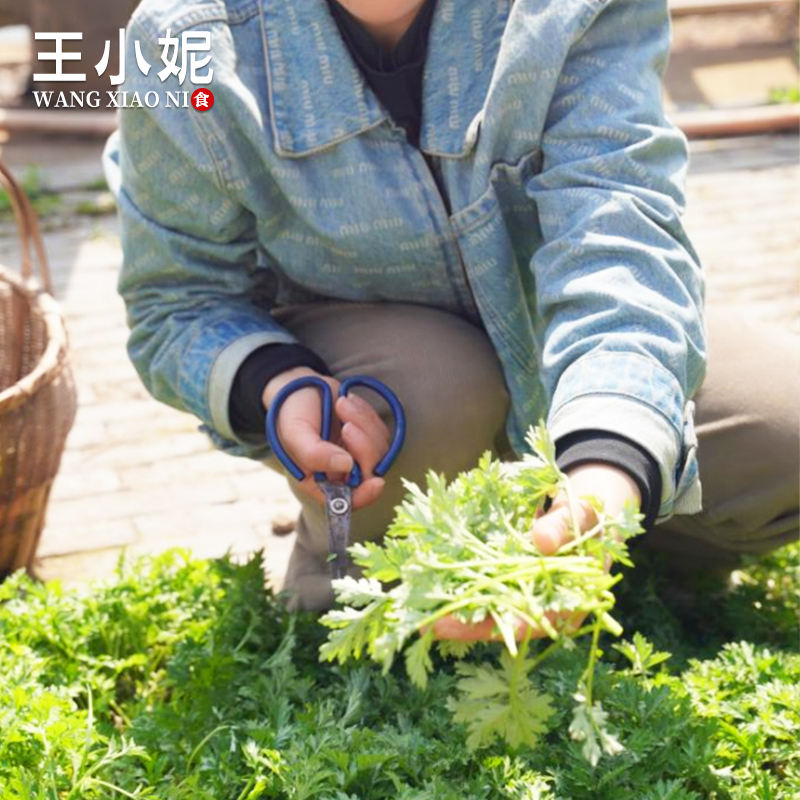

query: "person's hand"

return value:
[432, 462, 641, 642]
[263, 367, 392, 510]
[530, 463, 639, 556]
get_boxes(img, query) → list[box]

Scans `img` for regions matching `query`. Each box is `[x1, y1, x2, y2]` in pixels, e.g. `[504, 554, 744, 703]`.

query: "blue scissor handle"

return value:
[266, 376, 334, 484]
[339, 375, 406, 485]
[266, 375, 406, 488]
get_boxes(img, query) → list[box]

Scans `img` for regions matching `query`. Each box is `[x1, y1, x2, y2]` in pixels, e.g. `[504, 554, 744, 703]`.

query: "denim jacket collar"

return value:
[260, 0, 511, 158]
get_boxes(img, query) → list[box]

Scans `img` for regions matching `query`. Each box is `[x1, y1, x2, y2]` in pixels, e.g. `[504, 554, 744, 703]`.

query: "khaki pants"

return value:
[265, 303, 800, 610]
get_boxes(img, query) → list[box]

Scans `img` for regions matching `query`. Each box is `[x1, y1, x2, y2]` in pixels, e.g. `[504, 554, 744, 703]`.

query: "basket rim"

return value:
[0, 264, 70, 413]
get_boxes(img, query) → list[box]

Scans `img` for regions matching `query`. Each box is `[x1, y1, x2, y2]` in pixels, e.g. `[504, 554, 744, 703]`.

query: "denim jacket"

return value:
[104, 0, 706, 521]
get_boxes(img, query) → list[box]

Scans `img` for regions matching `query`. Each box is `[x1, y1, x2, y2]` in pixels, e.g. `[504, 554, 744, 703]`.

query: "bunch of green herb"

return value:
[320, 426, 643, 762]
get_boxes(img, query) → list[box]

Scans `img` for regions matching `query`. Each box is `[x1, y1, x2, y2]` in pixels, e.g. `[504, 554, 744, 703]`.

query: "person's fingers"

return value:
[294, 476, 328, 507]
[562, 610, 587, 635]
[531, 496, 598, 556]
[351, 476, 386, 511]
[340, 420, 384, 478]
[292, 473, 383, 510]
[284, 418, 353, 475]
[336, 395, 391, 452]
[431, 615, 528, 642]
[431, 610, 569, 642]
[432, 615, 493, 641]
[431, 608, 586, 642]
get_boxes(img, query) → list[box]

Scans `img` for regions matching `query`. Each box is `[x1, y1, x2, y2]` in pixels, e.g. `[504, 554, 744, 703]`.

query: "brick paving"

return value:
[0, 132, 797, 587]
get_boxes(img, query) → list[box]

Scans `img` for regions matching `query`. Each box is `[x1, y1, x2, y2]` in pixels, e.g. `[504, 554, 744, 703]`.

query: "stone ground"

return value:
[0, 131, 798, 589]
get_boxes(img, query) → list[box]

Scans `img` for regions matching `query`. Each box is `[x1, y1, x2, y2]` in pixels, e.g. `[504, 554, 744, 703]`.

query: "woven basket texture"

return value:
[0, 160, 77, 577]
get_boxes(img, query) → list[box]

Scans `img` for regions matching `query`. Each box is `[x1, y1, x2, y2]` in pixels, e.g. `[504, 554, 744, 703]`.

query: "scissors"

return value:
[266, 375, 406, 580]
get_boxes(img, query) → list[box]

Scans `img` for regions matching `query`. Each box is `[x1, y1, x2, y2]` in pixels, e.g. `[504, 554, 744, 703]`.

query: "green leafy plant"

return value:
[768, 85, 800, 105]
[0, 544, 798, 797]
[320, 426, 643, 762]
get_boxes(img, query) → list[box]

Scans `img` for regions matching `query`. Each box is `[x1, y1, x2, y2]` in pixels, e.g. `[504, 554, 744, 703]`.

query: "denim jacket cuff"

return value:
[547, 356, 702, 522]
[208, 330, 298, 445]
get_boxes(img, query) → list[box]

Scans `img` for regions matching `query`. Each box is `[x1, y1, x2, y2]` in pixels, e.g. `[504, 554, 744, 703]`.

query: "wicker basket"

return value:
[0, 160, 77, 578]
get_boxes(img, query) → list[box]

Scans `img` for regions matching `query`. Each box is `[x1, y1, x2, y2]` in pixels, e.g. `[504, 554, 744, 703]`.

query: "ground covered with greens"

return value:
[0, 536, 798, 799]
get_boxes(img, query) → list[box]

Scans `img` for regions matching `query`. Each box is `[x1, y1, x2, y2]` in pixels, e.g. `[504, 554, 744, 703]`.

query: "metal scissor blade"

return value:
[319, 481, 352, 580]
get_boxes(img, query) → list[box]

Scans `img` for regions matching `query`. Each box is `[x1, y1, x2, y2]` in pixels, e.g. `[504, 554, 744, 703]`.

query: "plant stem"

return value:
[236, 778, 256, 800]
[86, 778, 143, 799]
[562, 476, 584, 546]
[186, 725, 232, 769]
[527, 637, 564, 672]
[416, 597, 487, 630]
[109, 698, 132, 728]
[553, 521, 606, 555]
[422, 554, 596, 571]
[584, 618, 602, 707]
[509, 626, 533, 698]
